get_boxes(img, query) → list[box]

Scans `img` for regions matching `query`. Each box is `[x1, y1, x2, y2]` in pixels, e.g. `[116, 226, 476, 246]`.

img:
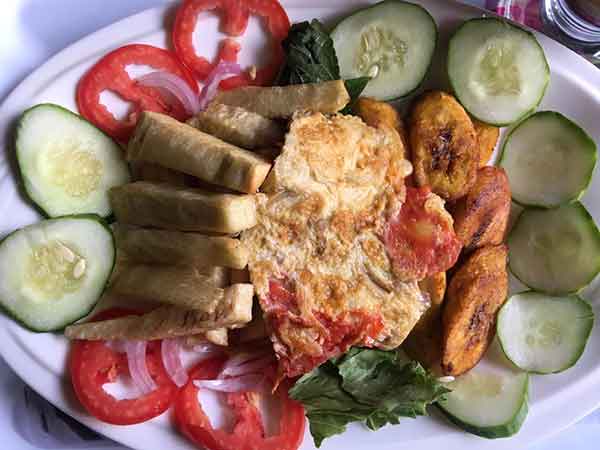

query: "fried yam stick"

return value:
[110, 265, 236, 310]
[64, 286, 253, 340]
[109, 182, 258, 233]
[114, 225, 249, 269]
[214, 80, 350, 118]
[185, 329, 229, 346]
[187, 103, 284, 150]
[128, 112, 272, 194]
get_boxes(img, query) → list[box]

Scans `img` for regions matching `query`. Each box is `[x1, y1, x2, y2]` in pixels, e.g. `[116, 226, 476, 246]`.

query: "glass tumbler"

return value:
[488, 0, 600, 64]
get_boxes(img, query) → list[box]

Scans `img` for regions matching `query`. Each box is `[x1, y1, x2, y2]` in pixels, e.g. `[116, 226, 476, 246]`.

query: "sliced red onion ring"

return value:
[193, 373, 264, 393]
[161, 338, 188, 388]
[220, 348, 271, 374]
[191, 342, 221, 353]
[219, 354, 274, 378]
[197, 61, 242, 111]
[137, 71, 200, 115]
[123, 340, 157, 395]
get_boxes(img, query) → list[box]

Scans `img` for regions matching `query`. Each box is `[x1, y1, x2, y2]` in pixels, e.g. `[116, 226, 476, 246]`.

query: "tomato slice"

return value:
[69, 309, 177, 425]
[76, 44, 198, 142]
[265, 280, 384, 377]
[384, 186, 462, 282]
[175, 357, 305, 450]
[172, 0, 290, 88]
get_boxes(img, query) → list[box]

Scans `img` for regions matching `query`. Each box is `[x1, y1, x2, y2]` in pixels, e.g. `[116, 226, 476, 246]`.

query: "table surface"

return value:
[0, 1, 598, 449]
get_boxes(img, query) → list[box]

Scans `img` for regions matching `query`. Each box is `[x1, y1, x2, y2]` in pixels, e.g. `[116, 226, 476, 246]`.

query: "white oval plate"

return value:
[1, 1, 600, 449]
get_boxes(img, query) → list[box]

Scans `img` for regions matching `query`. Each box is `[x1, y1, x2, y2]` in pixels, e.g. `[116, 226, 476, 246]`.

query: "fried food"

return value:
[64, 289, 253, 340]
[354, 97, 409, 157]
[128, 112, 272, 194]
[130, 161, 188, 186]
[110, 265, 235, 310]
[451, 166, 511, 251]
[403, 272, 446, 368]
[187, 103, 284, 150]
[242, 112, 426, 377]
[109, 182, 258, 234]
[410, 91, 478, 201]
[113, 224, 249, 269]
[473, 119, 500, 167]
[184, 329, 229, 346]
[441, 245, 509, 376]
[214, 80, 350, 118]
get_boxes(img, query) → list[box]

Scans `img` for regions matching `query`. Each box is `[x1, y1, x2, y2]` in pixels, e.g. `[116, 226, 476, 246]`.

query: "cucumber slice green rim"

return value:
[508, 202, 600, 295]
[448, 17, 550, 126]
[500, 111, 597, 208]
[331, 0, 438, 101]
[0, 215, 115, 332]
[15, 103, 130, 218]
[497, 291, 594, 374]
[437, 342, 529, 439]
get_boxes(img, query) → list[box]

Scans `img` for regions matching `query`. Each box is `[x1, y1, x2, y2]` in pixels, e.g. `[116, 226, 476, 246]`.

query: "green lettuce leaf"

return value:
[275, 19, 369, 113]
[289, 348, 450, 447]
[276, 19, 340, 85]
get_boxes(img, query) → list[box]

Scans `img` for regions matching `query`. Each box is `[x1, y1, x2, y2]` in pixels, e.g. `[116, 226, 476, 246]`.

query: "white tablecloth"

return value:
[0, 1, 598, 449]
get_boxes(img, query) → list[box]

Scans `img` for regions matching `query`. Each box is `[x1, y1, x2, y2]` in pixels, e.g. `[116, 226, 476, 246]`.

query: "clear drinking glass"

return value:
[489, 0, 600, 63]
[541, 0, 600, 62]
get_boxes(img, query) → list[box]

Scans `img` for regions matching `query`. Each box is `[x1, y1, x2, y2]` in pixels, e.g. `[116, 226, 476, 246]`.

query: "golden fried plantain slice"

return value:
[403, 272, 446, 368]
[355, 97, 409, 155]
[441, 245, 508, 376]
[451, 166, 511, 252]
[473, 119, 500, 167]
[410, 91, 478, 200]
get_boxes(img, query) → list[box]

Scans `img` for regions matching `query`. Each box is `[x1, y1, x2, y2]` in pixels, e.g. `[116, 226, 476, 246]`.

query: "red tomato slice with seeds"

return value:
[69, 308, 177, 425]
[172, 0, 290, 88]
[76, 44, 198, 142]
[175, 357, 305, 450]
[265, 280, 384, 377]
[384, 186, 462, 282]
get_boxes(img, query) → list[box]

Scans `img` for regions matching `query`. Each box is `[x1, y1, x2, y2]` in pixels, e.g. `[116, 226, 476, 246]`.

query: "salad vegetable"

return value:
[175, 356, 306, 450]
[0, 215, 115, 332]
[331, 0, 438, 100]
[500, 111, 597, 208]
[289, 348, 449, 447]
[172, 0, 291, 88]
[497, 292, 594, 374]
[275, 19, 370, 113]
[448, 18, 549, 125]
[76, 44, 198, 141]
[508, 202, 600, 294]
[16, 103, 130, 217]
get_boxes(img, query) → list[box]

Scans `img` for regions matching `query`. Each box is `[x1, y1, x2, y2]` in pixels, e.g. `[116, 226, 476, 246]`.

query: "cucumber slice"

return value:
[16, 104, 130, 217]
[497, 292, 594, 374]
[0, 216, 115, 331]
[331, 1, 437, 100]
[500, 112, 597, 208]
[508, 202, 600, 294]
[448, 18, 549, 126]
[437, 342, 529, 439]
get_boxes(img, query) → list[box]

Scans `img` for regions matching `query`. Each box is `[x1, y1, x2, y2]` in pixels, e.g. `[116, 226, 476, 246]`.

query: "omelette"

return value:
[242, 112, 461, 377]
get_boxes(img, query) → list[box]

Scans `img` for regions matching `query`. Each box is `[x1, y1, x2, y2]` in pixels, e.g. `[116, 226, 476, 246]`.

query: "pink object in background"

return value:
[486, 0, 543, 29]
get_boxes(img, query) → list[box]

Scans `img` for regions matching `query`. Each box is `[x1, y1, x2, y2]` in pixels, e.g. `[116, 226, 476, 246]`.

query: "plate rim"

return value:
[1, 2, 600, 450]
